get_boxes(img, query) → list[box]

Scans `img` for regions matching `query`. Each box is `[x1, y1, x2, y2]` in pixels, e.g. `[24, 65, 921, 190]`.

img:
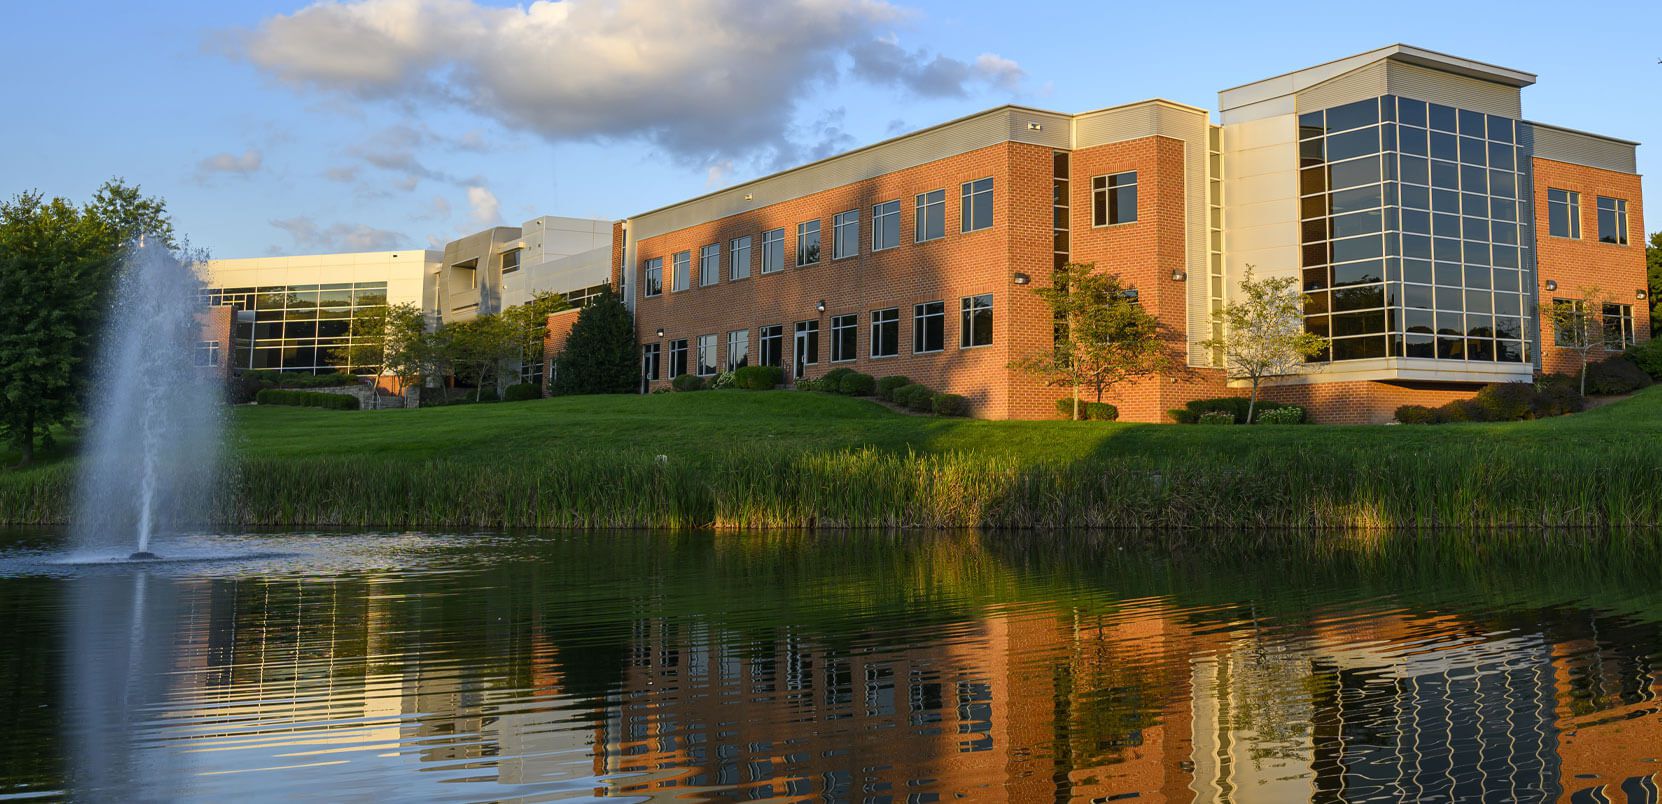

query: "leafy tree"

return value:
[550, 287, 637, 395]
[1546, 287, 1612, 396]
[1647, 230, 1660, 323]
[330, 301, 433, 405]
[1013, 263, 1171, 420]
[1200, 266, 1327, 424]
[500, 290, 571, 385]
[443, 315, 519, 401]
[88, 178, 178, 251]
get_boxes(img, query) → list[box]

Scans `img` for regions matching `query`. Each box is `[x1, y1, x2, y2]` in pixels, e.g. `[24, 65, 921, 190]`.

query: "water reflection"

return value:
[2, 530, 1660, 802]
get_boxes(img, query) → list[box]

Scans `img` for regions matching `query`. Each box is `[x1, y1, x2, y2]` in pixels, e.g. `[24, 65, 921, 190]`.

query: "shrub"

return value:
[1535, 374, 1587, 417]
[502, 383, 543, 402]
[1628, 338, 1662, 380]
[230, 370, 361, 403]
[1170, 397, 1301, 424]
[1473, 383, 1537, 421]
[837, 371, 876, 396]
[254, 388, 359, 410]
[1434, 398, 1489, 423]
[671, 374, 706, 392]
[1583, 354, 1653, 395]
[821, 367, 856, 387]
[876, 375, 913, 402]
[1197, 411, 1236, 425]
[710, 371, 735, 390]
[732, 365, 784, 390]
[1395, 405, 1437, 424]
[1254, 406, 1305, 425]
[1083, 402, 1118, 421]
[795, 378, 823, 392]
[893, 384, 931, 408]
[932, 393, 970, 416]
[907, 389, 937, 412]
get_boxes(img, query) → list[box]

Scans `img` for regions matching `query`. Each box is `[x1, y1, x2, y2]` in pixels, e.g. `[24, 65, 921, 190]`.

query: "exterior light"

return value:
[1013, 272, 1030, 285]
[655, 328, 665, 337]
[1171, 270, 1187, 282]
[816, 300, 826, 313]
[743, 193, 754, 201]
[1639, 289, 1649, 300]
[1545, 279, 1558, 291]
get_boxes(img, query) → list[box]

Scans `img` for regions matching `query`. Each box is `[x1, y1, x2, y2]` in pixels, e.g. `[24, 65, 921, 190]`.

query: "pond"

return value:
[1, 529, 1660, 802]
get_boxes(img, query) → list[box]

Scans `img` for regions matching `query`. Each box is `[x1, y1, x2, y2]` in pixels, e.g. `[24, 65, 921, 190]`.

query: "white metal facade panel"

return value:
[1529, 124, 1639, 174]
[1384, 62, 1522, 118]
[1292, 62, 1389, 114]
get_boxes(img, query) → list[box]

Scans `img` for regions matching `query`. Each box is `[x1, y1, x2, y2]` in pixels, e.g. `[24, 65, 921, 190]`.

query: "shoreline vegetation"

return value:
[2, 387, 1660, 531]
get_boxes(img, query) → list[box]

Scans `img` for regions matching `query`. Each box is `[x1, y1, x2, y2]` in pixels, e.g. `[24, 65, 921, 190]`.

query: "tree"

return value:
[0, 193, 118, 465]
[550, 287, 637, 395]
[443, 314, 519, 401]
[1200, 266, 1327, 424]
[87, 178, 178, 251]
[500, 290, 571, 387]
[1546, 287, 1611, 396]
[1012, 263, 1171, 420]
[1647, 231, 1660, 323]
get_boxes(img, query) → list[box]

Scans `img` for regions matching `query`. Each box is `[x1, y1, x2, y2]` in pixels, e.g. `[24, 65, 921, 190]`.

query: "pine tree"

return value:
[550, 287, 637, 395]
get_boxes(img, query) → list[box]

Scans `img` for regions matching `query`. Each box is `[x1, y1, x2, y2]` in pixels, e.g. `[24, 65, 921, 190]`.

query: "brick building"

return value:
[610, 45, 1648, 423]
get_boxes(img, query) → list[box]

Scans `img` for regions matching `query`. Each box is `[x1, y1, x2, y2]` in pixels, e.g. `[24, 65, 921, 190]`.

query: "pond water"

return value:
[2, 529, 1661, 802]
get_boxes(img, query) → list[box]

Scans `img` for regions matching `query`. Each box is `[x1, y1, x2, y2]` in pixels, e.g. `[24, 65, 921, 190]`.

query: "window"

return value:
[760, 325, 784, 367]
[1548, 189, 1580, 239]
[1553, 299, 1588, 347]
[831, 314, 858, 362]
[913, 301, 944, 353]
[833, 210, 859, 259]
[761, 228, 785, 273]
[696, 334, 718, 376]
[642, 257, 663, 297]
[872, 200, 899, 251]
[699, 243, 720, 286]
[870, 308, 899, 358]
[960, 294, 993, 348]
[1092, 172, 1138, 225]
[641, 343, 661, 381]
[797, 220, 821, 265]
[668, 338, 688, 378]
[730, 235, 752, 280]
[671, 251, 691, 292]
[961, 177, 993, 232]
[194, 340, 221, 367]
[1597, 196, 1629, 245]
[794, 320, 819, 366]
[916, 189, 945, 242]
[726, 329, 749, 370]
[1605, 303, 1636, 348]
[500, 248, 521, 274]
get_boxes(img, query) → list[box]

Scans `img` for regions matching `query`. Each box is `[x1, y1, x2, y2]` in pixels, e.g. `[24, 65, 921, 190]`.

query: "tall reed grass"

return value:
[2, 442, 1658, 531]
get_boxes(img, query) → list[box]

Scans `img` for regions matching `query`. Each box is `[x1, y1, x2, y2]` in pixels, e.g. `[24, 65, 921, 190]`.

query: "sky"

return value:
[1, 0, 1657, 258]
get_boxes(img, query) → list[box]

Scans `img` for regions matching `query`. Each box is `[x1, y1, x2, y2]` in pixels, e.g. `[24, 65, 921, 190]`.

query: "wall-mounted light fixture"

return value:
[1544, 279, 1558, 292]
[655, 328, 665, 338]
[743, 193, 754, 201]
[1171, 270, 1187, 282]
[1639, 289, 1649, 301]
[1026, 122, 1043, 131]
[816, 300, 826, 313]
[1013, 272, 1030, 285]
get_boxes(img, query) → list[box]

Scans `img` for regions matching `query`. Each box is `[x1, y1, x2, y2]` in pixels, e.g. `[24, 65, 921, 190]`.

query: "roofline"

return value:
[1218, 43, 1536, 95]
[626, 99, 1204, 222]
[1526, 120, 1641, 147]
[203, 248, 440, 264]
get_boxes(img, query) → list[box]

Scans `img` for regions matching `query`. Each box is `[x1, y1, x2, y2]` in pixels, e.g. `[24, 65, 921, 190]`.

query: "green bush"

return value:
[1395, 405, 1437, 424]
[1628, 338, 1662, 380]
[1474, 383, 1538, 421]
[1434, 398, 1489, 423]
[231, 370, 361, 403]
[1254, 406, 1305, 425]
[837, 371, 876, 396]
[732, 365, 784, 390]
[893, 384, 931, 408]
[1197, 411, 1236, 425]
[255, 388, 360, 410]
[795, 378, 823, 392]
[1170, 397, 1301, 424]
[932, 393, 970, 417]
[1535, 374, 1587, 417]
[502, 383, 543, 402]
[671, 374, 706, 392]
[907, 388, 937, 412]
[1056, 399, 1119, 421]
[1583, 354, 1654, 395]
[821, 367, 856, 387]
[709, 371, 735, 390]
[876, 375, 912, 402]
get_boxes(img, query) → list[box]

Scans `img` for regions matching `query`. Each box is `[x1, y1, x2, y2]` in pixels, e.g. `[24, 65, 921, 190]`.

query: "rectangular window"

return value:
[1548, 189, 1580, 239]
[1596, 196, 1629, 245]
[730, 235, 752, 280]
[1092, 172, 1138, 225]
[797, 220, 821, 266]
[672, 250, 691, 292]
[696, 334, 718, 376]
[915, 189, 945, 242]
[761, 228, 785, 274]
[913, 301, 944, 353]
[641, 343, 661, 381]
[961, 177, 993, 232]
[1553, 299, 1587, 347]
[870, 308, 899, 358]
[831, 314, 858, 362]
[872, 200, 899, 251]
[699, 243, 720, 287]
[668, 338, 688, 378]
[833, 210, 859, 259]
[642, 257, 663, 297]
[194, 340, 221, 367]
[500, 248, 521, 274]
[960, 294, 993, 348]
[760, 324, 783, 367]
[726, 329, 749, 371]
[794, 320, 819, 366]
[1604, 303, 1636, 348]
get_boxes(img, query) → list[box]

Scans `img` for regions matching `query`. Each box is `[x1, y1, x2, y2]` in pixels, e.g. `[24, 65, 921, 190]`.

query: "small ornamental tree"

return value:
[1546, 287, 1610, 396]
[550, 286, 637, 395]
[501, 290, 570, 385]
[444, 314, 519, 401]
[1013, 262, 1170, 420]
[1200, 266, 1327, 424]
[331, 301, 429, 404]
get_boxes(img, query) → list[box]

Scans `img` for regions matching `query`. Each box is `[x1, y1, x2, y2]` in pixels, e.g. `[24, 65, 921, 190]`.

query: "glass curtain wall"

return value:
[201, 282, 390, 374]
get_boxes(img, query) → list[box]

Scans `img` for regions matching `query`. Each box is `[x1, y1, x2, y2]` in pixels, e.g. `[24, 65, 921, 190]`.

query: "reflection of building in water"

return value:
[1550, 622, 1662, 804]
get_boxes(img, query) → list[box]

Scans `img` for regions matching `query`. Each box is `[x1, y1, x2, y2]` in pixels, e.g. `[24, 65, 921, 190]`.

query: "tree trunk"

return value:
[13, 409, 34, 468]
[1247, 377, 1261, 425]
[1580, 354, 1589, 397]
[1072, 383, 1081, 421]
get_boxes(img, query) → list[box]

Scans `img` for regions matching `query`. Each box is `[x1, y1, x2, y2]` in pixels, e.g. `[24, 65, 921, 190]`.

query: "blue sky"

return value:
[1, 0, 1656, 258]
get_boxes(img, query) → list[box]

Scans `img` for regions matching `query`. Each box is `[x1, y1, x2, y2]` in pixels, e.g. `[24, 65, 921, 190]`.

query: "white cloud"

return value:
[196, 148, 263, 179]
[232, 0, 1021, 167]
[270, 216, 408, 253]
[323, 165, 361, 183]
[705, 159, 735, 188]
[466, 186, 499, 226]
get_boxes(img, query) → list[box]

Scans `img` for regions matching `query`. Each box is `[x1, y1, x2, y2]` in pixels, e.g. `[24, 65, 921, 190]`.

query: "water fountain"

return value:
[71, 239, 223, 561]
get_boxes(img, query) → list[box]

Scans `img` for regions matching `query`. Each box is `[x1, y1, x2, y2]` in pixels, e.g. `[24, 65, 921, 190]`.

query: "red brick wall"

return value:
[195, 306, 233, 382]
[1531, 157, 1651, 374]
[1259, 381, 1479, 424]
[541, 308, 581, 394]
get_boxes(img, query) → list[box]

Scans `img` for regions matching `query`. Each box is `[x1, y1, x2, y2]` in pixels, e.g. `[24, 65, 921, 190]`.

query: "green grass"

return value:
[3, 386, 1661, 530]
